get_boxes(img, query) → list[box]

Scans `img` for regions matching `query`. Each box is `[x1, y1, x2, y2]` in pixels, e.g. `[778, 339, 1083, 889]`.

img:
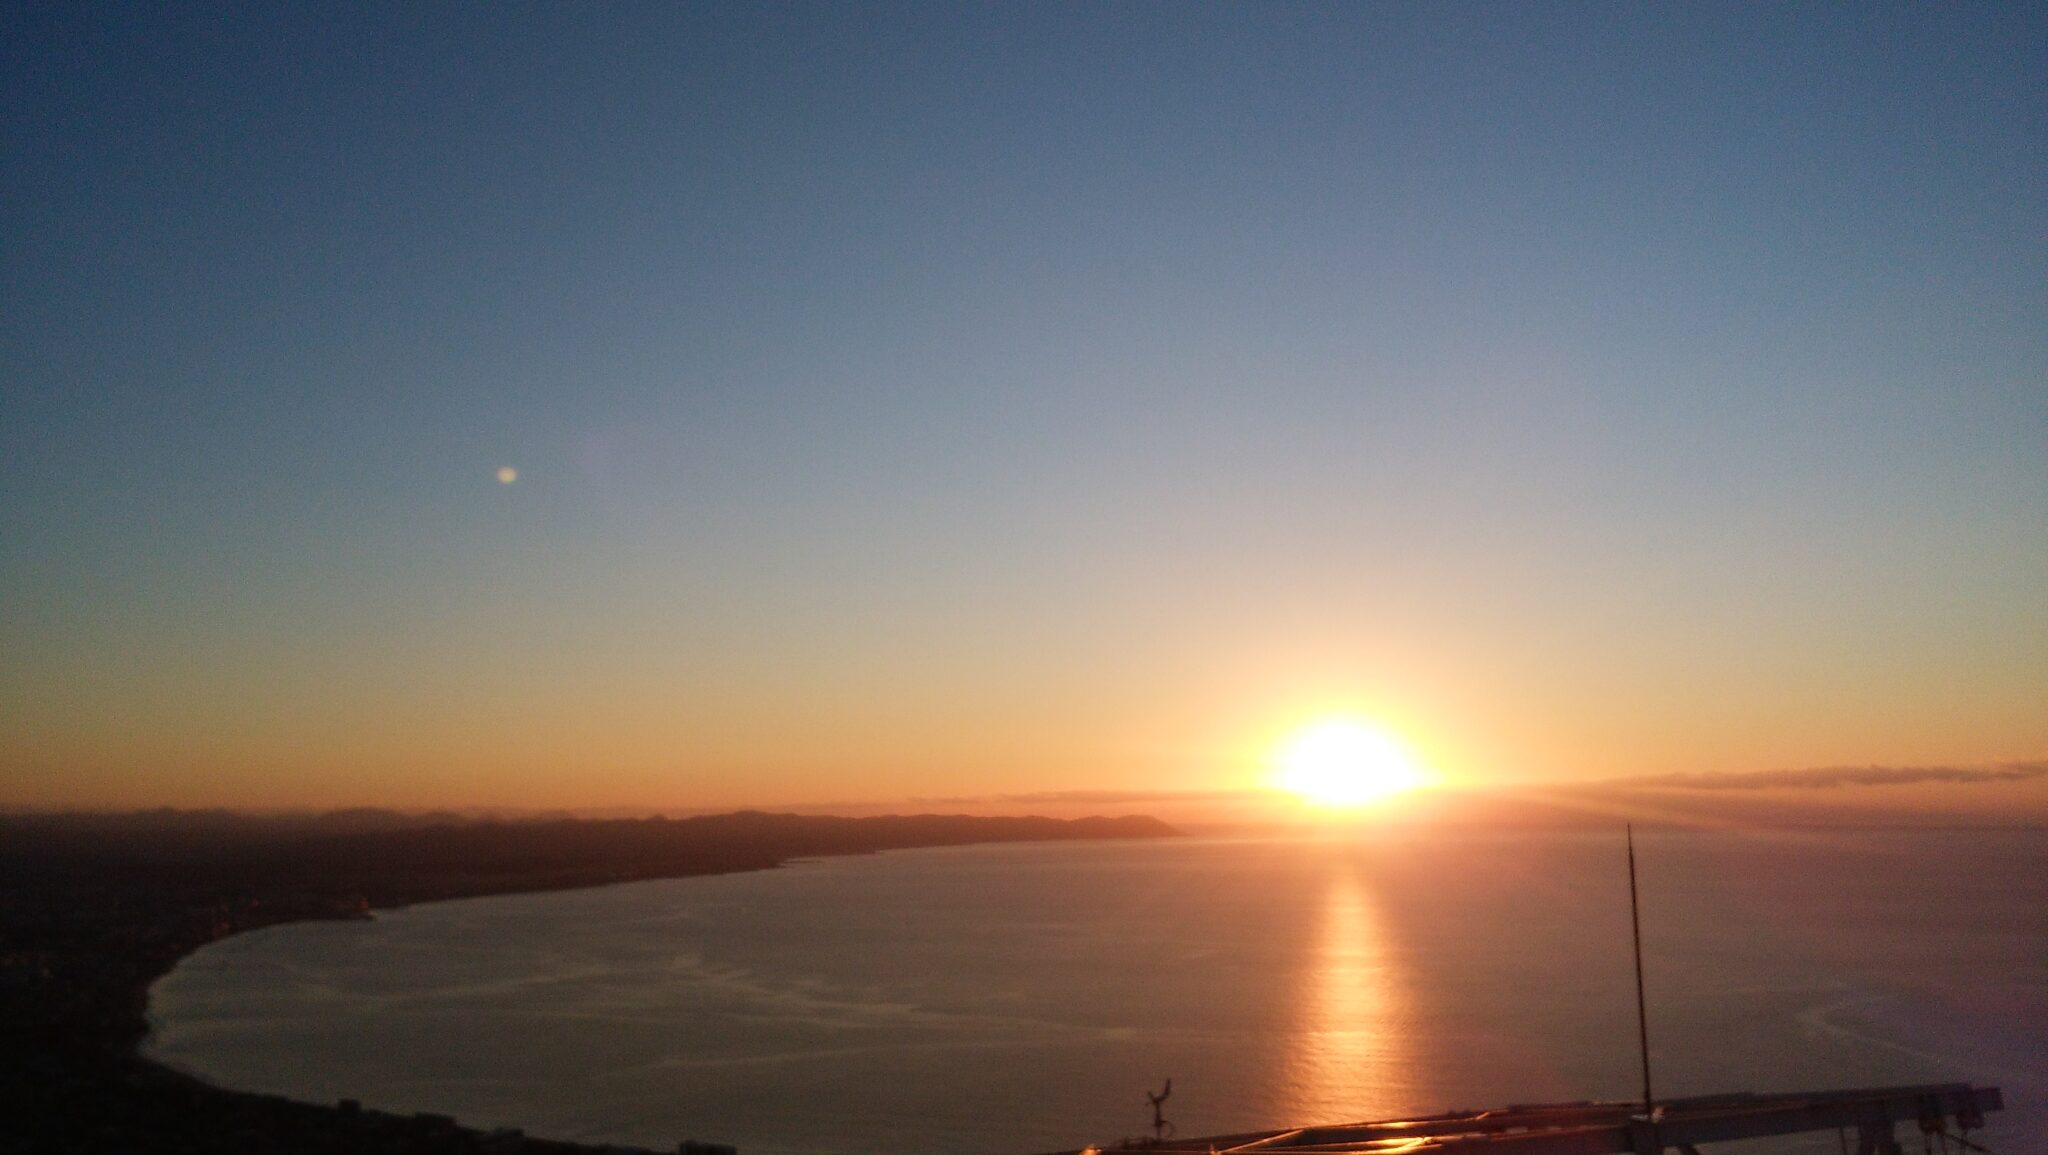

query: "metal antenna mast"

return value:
[1627, 823, 1655, 1115]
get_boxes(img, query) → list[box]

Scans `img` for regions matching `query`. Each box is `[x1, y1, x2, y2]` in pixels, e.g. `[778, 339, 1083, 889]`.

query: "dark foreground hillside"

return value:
[0, 809, 1179, 1154]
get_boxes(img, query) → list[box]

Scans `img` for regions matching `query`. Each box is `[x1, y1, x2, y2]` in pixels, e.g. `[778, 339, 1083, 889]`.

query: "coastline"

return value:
[1, 810, 1179, 1153]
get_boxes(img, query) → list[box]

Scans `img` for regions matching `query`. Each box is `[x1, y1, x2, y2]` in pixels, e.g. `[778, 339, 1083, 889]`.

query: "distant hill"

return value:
[0, 808, 1182, 895]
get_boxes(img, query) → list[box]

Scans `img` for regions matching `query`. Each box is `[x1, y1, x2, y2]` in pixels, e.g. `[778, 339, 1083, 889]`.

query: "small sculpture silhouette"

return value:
[1147, 1079, 1174, 1142]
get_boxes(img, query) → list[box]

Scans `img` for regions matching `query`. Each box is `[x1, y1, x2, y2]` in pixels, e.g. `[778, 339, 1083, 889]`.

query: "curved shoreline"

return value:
[138, 864, 774, 1155]
[2, 810, 1179, 1153]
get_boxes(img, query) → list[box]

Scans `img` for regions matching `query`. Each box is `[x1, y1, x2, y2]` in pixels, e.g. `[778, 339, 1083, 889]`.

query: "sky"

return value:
[3, 4, 2044, 814]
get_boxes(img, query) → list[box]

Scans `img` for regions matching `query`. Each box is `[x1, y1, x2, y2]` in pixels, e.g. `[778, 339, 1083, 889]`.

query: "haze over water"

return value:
[149, 829, 2047, 1155]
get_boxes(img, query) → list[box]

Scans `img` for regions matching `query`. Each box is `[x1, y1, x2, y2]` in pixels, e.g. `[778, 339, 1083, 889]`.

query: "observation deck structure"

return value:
[1064, 1083, 2002, 1155]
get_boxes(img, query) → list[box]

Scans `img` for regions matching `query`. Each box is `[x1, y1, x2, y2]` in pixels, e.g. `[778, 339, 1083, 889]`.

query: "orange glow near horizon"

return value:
[1275, 720, 1427, 808]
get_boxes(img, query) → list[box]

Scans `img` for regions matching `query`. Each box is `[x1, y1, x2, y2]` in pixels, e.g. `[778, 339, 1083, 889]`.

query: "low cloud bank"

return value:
[912, 788, 1262, 806]
[1619, 762, 2048, 791]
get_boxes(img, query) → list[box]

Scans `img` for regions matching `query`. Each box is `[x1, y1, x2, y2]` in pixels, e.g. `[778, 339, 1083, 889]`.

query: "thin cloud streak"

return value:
[1614, 762, 2048, 791]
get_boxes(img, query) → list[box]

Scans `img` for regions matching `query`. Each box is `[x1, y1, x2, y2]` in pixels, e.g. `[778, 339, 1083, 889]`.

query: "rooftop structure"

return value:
[1069, 1083, 2002, 1155]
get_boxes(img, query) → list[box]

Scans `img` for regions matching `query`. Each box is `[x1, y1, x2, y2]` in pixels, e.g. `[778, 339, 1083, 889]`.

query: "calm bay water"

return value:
[146, 829, 2046, 1155]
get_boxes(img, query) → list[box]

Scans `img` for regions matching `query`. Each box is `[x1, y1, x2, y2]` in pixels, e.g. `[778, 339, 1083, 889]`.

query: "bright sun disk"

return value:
[1276, 720, 1424, 807]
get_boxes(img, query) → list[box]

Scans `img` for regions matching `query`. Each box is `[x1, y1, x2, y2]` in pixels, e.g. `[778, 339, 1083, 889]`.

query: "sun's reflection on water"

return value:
[1282, 857, 1415, 1126]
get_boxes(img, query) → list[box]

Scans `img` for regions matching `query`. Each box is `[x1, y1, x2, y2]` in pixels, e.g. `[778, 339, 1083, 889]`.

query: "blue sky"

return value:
[4, 4, 2043, 809]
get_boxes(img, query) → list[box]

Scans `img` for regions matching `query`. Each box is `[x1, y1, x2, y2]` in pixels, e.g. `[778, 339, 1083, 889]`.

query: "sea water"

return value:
[145, 828, 2046, 1155]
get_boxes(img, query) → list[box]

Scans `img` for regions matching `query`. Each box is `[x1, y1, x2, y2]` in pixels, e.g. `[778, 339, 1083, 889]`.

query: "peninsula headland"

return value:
[0, 809, 1180, 1153]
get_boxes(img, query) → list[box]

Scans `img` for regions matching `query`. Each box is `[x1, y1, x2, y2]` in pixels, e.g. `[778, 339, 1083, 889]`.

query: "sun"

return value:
[1275, 720, 1424, 807]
